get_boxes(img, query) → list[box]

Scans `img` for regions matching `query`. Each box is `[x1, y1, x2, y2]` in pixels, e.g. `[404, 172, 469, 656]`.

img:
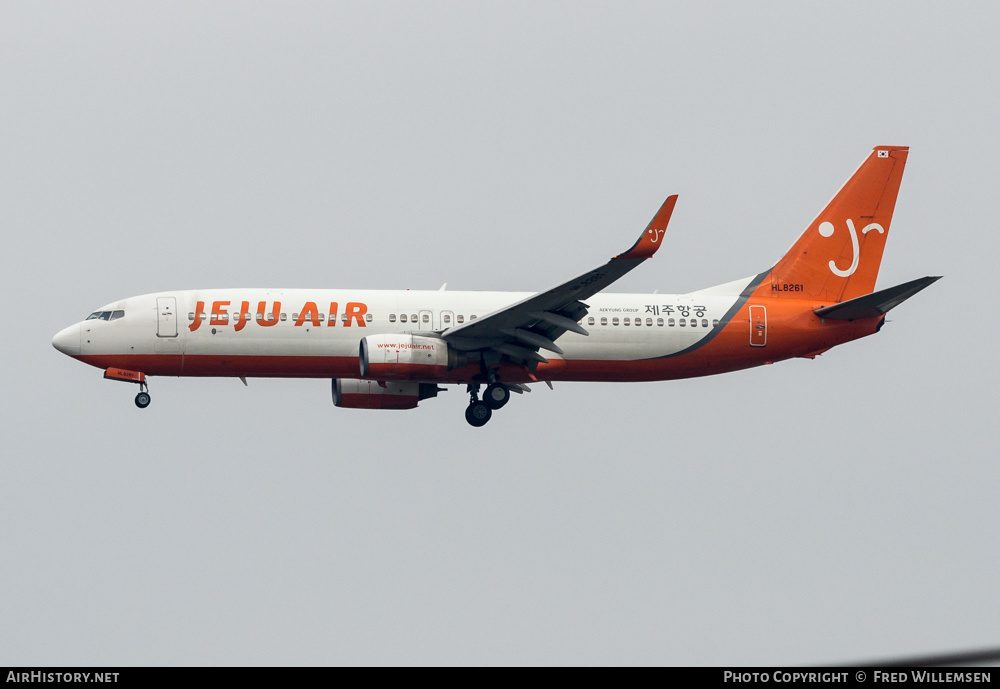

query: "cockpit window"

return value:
[88, 310, 123, 321]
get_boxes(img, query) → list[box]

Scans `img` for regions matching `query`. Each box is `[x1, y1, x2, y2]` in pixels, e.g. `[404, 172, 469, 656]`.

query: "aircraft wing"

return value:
[442, 195, 678, 365]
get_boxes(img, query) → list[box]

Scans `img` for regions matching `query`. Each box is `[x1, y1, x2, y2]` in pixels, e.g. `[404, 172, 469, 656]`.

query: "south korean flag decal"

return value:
[877, 150, 889, 158]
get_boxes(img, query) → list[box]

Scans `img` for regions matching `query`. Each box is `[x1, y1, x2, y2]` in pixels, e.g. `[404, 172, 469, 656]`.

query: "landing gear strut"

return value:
[465, 383, 492, 427]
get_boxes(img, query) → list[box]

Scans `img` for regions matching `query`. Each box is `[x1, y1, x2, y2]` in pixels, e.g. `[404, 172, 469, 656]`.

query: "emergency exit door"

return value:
[749, 305, 766, 347]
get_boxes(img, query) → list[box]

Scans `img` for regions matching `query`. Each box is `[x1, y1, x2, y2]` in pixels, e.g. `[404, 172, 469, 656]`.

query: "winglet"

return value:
[616, 195, 678, 260]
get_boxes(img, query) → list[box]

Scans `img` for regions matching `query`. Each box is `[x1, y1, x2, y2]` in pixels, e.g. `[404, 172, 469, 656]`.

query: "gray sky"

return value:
[2, 1, 997, 665]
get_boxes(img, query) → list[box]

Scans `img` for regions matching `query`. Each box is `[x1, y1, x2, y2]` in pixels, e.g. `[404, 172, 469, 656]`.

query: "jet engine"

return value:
[332, 378, 441, 410]
[359, 334, 454, 381]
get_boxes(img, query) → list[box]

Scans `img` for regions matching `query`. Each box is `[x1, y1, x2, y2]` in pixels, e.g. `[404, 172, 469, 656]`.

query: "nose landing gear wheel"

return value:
[484, 382, 510, 410]
[465, 400, 492, 427]
[135, 391, 151, 409]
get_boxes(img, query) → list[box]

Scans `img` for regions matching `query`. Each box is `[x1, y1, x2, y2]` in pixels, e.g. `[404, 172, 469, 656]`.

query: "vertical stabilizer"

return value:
[768, 146, 908, 303]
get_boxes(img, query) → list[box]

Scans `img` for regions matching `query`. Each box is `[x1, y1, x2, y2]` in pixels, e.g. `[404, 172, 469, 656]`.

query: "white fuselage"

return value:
[55, 280, 780, 384]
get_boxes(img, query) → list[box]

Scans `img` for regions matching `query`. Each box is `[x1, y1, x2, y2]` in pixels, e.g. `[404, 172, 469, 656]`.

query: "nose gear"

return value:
[103, 367, 152, 409]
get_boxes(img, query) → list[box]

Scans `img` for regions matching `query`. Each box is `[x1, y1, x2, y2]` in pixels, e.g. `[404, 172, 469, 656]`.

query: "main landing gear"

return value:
[464, 382, 511, 427]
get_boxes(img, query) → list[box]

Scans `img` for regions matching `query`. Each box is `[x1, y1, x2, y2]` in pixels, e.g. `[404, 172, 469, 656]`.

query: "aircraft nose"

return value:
[52, 323, 81, 356]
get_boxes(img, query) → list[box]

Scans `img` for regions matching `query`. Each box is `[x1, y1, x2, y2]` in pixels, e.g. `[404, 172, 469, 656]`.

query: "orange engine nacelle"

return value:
[332, 379, 441, 410]
[359, 334, 451, 381]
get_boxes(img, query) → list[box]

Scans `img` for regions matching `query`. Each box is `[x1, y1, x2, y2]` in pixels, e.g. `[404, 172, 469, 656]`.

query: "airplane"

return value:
[52, 146, 939, 427]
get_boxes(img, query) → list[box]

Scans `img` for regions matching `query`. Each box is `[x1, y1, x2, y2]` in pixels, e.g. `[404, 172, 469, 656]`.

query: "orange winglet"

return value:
[103, 367, 146, 384]
[616, 195, 678, 260]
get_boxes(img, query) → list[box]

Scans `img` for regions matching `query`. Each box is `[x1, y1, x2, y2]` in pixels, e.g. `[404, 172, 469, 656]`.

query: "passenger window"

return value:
[200, 313, 207, 321]
[422, 314, 429, 323]
[457, 315, 465, 324]
[221, 314, 229, 322]
[713, 319, 720, 327]
[256, 313, 263, 321]
[657, 318, 663, 326]
[624, 317, 630, 326]
[292, 313, 299, 320]
[318, 313, 325, 322]
[601, 317, 608, 325]
[588, 317, 595, 325]
[187, 313, 194, 321]
[110, 310, 125, 321]
[646, 318, 653, 326]
[366, 314, 373, 322]
[410, 314, 417, 323]
[690, 318, 697, 327]
[667, 318, 675, 326]
[702, 319, 708, 328]
[679, 318, 685, 327]
[390, 314, 396, 322]
[443, 314, 451, 324]
[612, 317, 619, 326]
[400, 314, 407, 323]
[470, 315, 477, 320]
[342, 314, 349, 323]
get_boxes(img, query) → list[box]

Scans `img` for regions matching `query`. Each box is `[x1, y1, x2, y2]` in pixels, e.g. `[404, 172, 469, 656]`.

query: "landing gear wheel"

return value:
[465, 401, 492, 427]
[135, 392, 151, 409]
[484, 382, 510, 410]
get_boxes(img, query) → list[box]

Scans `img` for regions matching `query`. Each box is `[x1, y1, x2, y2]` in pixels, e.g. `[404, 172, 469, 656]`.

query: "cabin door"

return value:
[157, 297, 178, 338]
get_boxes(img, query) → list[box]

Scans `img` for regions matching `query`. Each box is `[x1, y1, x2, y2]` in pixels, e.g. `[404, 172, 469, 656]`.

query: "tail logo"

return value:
[818, 219, 885, 277]
[648, 228, 665, 243]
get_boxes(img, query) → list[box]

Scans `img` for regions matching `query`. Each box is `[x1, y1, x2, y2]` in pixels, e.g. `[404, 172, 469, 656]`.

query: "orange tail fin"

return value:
[768, 146, 908, 303]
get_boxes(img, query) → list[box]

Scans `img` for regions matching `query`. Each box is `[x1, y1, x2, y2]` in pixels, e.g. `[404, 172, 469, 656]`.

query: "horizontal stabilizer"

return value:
[814, 276, 942, 320]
